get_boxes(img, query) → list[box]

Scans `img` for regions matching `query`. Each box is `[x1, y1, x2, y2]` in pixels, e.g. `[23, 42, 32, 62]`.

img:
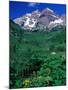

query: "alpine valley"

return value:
[10, 7, 66, 88]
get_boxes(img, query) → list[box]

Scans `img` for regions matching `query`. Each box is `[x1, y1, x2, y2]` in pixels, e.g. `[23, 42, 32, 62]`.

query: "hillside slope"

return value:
[10, 20, 66, 88]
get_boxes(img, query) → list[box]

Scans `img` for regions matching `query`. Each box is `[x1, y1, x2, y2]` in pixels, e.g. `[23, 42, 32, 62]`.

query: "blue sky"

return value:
[9, 1, 66, 20]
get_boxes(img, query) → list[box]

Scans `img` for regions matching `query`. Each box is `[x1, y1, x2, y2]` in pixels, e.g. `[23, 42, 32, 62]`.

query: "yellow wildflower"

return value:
[23, 79, 31, 87]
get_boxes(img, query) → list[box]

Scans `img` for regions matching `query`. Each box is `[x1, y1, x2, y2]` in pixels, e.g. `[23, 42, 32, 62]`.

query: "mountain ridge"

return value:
[14, 8, 66, 31]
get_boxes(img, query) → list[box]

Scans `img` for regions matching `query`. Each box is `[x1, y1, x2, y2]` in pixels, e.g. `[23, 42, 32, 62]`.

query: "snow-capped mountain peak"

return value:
[14, 8, 66, 31]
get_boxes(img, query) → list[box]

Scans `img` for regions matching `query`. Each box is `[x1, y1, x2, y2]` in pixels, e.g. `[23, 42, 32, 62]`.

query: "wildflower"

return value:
[23, 79, 31, 87]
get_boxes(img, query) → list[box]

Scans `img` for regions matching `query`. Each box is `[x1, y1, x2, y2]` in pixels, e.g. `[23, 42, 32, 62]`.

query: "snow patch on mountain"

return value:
[49, 19, 63, 25]
[48, 19, 63, 29]
[24, 17, 37, 29]
[45, 8, 54, 13]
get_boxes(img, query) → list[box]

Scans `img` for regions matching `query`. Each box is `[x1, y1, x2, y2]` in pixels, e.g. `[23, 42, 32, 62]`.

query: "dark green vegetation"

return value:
[10, 20, 66, 89]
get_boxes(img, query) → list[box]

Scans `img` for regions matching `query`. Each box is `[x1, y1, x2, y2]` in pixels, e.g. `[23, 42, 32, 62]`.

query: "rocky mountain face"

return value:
[14, 8, 66, 31]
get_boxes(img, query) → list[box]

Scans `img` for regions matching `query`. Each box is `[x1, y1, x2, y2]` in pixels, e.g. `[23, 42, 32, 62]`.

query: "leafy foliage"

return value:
[10, 20, 66, 88]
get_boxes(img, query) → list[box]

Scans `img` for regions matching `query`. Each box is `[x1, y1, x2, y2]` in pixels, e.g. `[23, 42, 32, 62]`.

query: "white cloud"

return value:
[28, 2, 37, 7]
